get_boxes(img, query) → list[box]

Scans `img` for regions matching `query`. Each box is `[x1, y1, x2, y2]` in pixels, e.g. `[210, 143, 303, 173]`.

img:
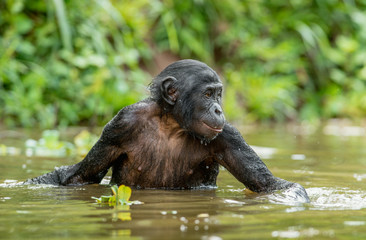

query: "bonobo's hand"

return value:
[23, 168, 62, 185]
[23, 165, 76, 185]
[269, 183, 310, 204]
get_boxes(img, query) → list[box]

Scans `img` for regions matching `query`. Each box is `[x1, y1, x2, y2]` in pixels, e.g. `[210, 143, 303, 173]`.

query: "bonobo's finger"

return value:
[269, 183, 310, 204]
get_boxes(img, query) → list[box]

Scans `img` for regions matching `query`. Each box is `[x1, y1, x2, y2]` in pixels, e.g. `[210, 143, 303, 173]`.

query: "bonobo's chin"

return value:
[194, 134, 217, 145]
[198, 126, 224, 144]
[188, 121, 224, 144]
[186, 129, 219, 145]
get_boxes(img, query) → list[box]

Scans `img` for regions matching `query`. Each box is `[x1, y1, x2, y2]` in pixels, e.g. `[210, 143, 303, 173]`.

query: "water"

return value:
[1, 124, 366, 239]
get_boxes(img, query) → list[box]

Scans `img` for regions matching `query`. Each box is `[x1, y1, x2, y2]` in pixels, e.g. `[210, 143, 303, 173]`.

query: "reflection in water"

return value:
[354, 173, 366, 181]
[272, 227, 321, 238]
[113, 205, 131, 221]
[250, 145, 277, 159]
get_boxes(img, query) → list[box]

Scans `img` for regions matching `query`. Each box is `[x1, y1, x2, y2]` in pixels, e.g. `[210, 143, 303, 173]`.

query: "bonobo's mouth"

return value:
[203, 122, 223, 133]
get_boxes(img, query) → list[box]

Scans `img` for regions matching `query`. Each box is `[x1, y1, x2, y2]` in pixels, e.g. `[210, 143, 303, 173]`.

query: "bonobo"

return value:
[25, 59, 309, 202]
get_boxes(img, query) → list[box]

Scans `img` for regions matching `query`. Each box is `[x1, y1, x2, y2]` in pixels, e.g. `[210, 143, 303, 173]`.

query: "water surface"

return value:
[1, 125, 366, 239]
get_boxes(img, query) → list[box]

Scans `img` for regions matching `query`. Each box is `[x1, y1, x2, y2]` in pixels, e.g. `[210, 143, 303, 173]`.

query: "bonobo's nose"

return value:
[215, 107, 222, 115]
[211, 103, 225, 125]
[213, 103, 223, 116]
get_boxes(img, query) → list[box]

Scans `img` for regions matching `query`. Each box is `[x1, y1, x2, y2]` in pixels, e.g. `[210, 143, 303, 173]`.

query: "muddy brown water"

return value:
[1, 125, 366, 239]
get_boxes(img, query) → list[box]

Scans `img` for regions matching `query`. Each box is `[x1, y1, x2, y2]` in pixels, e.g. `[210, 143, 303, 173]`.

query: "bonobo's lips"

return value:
[203, 122, 223, 133]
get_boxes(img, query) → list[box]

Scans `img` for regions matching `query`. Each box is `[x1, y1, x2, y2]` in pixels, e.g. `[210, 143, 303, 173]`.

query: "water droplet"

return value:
[180, 225, 187, 232]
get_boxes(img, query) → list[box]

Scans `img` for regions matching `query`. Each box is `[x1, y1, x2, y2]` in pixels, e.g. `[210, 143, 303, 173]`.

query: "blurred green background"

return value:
[1, 0, 366, 129]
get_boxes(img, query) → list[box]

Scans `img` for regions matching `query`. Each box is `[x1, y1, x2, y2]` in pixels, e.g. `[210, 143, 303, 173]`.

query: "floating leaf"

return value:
[117, 185, 132, 204]
[91, 195, 114, 204]
[111, 185, 118, 196]
[92, 185, 142, 206]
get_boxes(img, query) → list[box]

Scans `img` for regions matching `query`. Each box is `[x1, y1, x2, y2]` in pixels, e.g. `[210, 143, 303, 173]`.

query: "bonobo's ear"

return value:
[161, 76, 178, 106]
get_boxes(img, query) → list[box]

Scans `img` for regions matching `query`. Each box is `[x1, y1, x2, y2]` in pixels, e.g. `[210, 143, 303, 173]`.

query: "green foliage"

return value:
[223, 65, 297, 123]
[1, 0, 366, 127]
[0, 0, 150, 128]
[92, 185, 142, 206]
[153, 0, 223, 64]
[214, 0, 366, 122]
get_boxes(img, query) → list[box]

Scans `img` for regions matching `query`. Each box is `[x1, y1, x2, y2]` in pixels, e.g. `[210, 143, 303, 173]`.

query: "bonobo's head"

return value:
[150, 59, 226, 142]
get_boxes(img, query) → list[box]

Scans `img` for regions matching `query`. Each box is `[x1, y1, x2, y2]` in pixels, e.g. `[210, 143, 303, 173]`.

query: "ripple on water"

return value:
[308, 187, 366, 210]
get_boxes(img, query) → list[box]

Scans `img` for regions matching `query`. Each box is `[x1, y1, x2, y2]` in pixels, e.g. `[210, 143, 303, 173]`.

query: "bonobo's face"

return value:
[189, 70, 226, 141]
[156, 59, 226, 142]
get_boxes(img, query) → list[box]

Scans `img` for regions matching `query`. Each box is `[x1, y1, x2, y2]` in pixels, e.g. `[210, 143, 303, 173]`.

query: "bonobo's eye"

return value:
[205, 90, 212, 98]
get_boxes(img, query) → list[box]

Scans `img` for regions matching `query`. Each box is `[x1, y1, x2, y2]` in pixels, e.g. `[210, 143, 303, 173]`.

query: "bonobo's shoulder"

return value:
[104, 99, 158, 132]
[114, 98, 159, 121]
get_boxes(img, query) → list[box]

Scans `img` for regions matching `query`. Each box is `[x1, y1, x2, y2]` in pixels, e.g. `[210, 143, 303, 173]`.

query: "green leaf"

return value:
[92, 185, 142, 206]
[91, 195, 113, 203]
[13, 14, 33, 34]
[118, 185, 132, 203]
[101, 196, 113, 203]
[111, 185, 119, 196]
[52, 0, 72, 51]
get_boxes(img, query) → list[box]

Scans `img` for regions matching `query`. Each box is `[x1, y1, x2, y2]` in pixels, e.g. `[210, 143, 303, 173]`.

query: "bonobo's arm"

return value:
[24, 108, 131, 185]
[215, 124, 309, 202]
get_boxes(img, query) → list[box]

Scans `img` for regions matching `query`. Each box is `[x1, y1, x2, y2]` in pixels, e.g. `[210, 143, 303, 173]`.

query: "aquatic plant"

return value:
[92, 185, 142, 206]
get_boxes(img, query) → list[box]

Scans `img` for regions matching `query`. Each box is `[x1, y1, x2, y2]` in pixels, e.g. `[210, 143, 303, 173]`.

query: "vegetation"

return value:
[1, 0, 366, 128]
[92, 185, 141, 206]
[92, 185, 142, 222]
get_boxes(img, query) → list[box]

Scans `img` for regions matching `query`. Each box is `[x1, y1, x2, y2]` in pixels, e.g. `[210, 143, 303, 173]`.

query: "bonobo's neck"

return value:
[147, 98, 213, 144]
[149, 96, 173, 115]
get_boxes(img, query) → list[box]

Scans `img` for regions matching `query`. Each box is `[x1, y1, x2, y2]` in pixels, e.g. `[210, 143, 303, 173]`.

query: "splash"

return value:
[307, 187, 366, 210]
